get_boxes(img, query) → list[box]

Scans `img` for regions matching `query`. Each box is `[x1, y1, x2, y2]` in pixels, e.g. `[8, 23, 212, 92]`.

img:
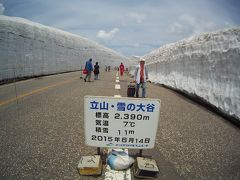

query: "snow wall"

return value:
[130, 27, 240, 121]
[0, 15, 128, 82]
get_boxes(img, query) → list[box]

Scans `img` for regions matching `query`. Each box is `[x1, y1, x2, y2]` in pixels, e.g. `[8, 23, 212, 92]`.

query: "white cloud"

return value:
[127, 13, 146, 23]
[169, 14, 217, 36]
[134, 42, 140, 48]
[170, 22, 185, 34]
[0, 3, 5, 14]
[169, 14, 197, 35]
[97, 28, 119, 40]
[179, 14, 196, 26]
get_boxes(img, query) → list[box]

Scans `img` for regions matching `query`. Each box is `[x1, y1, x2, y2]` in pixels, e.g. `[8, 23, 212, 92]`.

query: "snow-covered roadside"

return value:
[0, 15, 128, 82]
[131, 27, 240, 121]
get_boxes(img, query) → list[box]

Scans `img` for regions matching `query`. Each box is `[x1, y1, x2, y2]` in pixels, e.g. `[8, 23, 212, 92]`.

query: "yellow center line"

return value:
[0, 78, 79, 107]
[0, 79, 33, 89]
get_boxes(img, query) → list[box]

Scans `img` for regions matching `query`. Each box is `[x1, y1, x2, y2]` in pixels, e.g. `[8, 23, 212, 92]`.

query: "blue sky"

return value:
[0, 0, 240, 57]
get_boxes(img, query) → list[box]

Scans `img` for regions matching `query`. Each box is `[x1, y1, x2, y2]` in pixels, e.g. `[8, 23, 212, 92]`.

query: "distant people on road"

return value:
[119, 62, 125, 76]
[134, 58, 148, 98]
[105, 65, 108, 72]
[108, 66, 111, 72]
[84, 58, 93, 82]
[94, 62, 100, 80]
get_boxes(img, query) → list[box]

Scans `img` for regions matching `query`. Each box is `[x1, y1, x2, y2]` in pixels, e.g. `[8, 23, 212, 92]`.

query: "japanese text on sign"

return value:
[84, 96, 161, 149]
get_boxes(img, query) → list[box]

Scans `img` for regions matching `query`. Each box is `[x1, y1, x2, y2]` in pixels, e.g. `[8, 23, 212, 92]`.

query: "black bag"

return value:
[127, 83, 136, 97]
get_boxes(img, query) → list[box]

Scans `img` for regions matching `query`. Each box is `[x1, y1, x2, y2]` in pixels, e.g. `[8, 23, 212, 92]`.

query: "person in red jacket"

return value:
[119, 62, 125, 76]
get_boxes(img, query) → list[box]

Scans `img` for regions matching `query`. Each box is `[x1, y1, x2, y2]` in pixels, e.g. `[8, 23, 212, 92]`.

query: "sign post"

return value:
[84, 96, 161, 149]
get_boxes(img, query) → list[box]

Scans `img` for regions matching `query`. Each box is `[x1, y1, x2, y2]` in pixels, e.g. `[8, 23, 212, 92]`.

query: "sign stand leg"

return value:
[97, 147, 101, 155]
[139, 149, 143, 157]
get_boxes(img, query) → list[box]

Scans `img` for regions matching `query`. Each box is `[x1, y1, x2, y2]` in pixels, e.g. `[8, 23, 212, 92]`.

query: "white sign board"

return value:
[84, 96, 161, 149]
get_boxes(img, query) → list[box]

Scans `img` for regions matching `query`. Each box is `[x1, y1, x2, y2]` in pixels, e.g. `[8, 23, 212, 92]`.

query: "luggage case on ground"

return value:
[77, 155, 102, 176]
[127, 82, 135, 97]
[134, 157, 159, 178]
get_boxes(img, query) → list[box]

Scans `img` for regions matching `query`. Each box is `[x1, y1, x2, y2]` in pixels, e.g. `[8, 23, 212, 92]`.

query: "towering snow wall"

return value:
[0, 15, 128, 82]
[137, 27, 240, 120]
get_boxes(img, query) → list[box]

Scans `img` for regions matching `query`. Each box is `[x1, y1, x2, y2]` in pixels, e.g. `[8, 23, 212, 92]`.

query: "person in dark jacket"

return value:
[84, 58, 93, 82]
[94, 62, 100, 80]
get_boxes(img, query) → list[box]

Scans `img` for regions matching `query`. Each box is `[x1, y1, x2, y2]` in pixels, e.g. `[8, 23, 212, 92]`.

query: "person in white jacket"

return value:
[134, 58, 148, 98]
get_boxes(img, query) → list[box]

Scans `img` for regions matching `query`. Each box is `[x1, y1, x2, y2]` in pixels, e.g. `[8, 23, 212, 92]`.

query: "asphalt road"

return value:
[0, 70, 239, 179]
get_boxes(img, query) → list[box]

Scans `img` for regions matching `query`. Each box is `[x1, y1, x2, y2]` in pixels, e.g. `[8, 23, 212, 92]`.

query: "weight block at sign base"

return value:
[77, 155, 102, 176]
[134, 157, 159, 179]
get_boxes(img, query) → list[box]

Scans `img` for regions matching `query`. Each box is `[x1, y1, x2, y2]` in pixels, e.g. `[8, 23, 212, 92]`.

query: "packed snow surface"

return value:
[131, 27, 240, 120]
[0, 15, 128, 81]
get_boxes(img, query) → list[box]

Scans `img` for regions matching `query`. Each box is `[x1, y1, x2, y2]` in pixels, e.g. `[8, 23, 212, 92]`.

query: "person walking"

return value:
[84, 58, 93, 82]
[134, 58, 148, 98]
[119, 62, 125, 76]
[94, 62, 100, 80]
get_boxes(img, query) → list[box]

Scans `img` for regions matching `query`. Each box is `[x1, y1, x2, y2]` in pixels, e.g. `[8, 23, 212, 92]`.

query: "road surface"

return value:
[0, 70, 239, 179]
